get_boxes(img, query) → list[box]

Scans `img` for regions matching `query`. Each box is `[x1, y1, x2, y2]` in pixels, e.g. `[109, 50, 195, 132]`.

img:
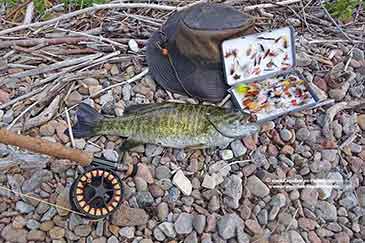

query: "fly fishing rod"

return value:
[0, 128, 137, 219]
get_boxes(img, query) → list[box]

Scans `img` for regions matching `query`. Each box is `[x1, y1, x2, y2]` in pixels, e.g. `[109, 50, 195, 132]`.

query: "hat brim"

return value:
[146, 10, 229, 102]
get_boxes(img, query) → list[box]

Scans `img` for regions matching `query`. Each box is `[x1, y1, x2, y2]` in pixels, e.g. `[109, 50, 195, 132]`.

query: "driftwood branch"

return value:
[0, 37, 148, 49]
[322, 99, 365, 139]
[0, 0, 301, 36]
[0, 3, 182, 36]
[23, 1, 34, 25]
[242, 0, 301, 11]
[0, 53, 102, 85]
[12, 95, 61, 131]
[0, 37, 89, 48]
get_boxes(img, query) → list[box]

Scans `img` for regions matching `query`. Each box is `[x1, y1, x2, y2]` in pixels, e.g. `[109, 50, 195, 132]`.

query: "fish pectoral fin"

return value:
[116, 140, 142, 163]
[185, 144, 207, 151]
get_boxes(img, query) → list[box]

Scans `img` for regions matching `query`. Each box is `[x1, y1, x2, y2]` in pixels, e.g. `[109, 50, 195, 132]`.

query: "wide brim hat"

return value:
[146, 3, 255, 102]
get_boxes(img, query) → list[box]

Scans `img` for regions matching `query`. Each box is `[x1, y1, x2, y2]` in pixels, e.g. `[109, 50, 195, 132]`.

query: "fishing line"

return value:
[205, 114, 240, 138]
[154, 30, 196, 99]
[0, 184, 101, 221]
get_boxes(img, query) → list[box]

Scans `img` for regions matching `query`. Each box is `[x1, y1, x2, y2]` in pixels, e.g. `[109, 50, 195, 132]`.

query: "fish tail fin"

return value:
[68, 103, 104, 138]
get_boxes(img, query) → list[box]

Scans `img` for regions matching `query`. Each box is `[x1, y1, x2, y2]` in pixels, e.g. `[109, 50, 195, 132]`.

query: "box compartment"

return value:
[221, 26, 319, 122]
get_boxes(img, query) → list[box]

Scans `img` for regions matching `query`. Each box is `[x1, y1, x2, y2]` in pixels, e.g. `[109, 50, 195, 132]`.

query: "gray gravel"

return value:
[1, 7, 364, 242]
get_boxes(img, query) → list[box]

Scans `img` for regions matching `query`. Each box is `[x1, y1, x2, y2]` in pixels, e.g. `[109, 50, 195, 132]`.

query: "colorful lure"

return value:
[234, 75, 314, 118]
[235, 83, 249, 94]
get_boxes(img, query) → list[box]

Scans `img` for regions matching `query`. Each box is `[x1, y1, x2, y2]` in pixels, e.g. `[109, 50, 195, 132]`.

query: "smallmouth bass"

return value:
[70, 102, 260, 150]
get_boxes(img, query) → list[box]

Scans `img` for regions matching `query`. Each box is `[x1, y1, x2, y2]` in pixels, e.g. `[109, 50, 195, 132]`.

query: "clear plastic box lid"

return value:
[222, 26, 296, 86]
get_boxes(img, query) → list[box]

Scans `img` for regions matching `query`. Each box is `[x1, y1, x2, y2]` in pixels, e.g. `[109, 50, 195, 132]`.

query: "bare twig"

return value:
[0, 3, 183, 36]
[285, 208, 299, 231]
[7, 101, 40, 129]
[220, 160, 252, 171]
[320, 1, 352, 42]
[23, 1, 34, 25]
[0, 86, 47, 110]
[308, 39, 365, 44]
[322, 99, 365, 139]
[339, 133, 358, 149]
[12, 95, 61, 131]
[218, 94, 231, 107]
[0, 53, 102, 86]
[65, 107, 75, 148]
[0, 37, 89, 48]
[243, 0, 301, 11]
[90, 68, 149, 98]
[6, 0, 32, 18]
[56, 27, 126, 49]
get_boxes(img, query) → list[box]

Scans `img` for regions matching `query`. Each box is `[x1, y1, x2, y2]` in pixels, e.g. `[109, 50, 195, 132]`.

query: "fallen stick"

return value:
[322, 99, 365, 139]
[90, 68, 149, 98]
[23, 1, 34, 25]
[0, 86, 47, 110]
[0, 37, 147, 49]
[54, 48, 98, 55]
[7, 101, 40, 129]
[0, 3, 182, 36]
[6, 0, 32, 18]
[56, 27, 126, 49]
[242, 0, 301, 11]
[0, 53, 102, 86]
[339, 133, 358, 150]
[0, 37, 89, 48]
[0, 0, 298, 36]
[12, 95, 61, 131]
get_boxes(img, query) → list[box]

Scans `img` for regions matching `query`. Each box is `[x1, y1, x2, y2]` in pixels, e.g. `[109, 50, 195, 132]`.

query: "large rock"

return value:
[184, 231, 198, 243]
[316, 201, 337, 221]
[223, 175, 242, 209]
[288, 231, 305, 243]
[157, 202, 169, 221]
[15, 201, 34, 214]
[175, 213, 193, 234]
[21, 170, 52, 193]
[245, 219, 263, 235]
[49, 226, 65, 239]
[217, 213, 241, 239]
[56, 187, 70, 216]
[230, 140, 247, 157]
[74, 224, 92, 237]
[358, 187, 365, 207]
[27, 230, 45, 241]
[192, 214, 206, 234]
[111, 206, 149, 226]
[136, 191, 154, 207]
[173, 170, 192, 196]
[118, 227, 135, 239]
[158, 222, 176, 238]
[1, 225, 27, 243]
[246, 175, 270, 198]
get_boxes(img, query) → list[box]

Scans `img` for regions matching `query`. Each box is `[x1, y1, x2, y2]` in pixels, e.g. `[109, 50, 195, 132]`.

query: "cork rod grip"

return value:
[0, 128, 93, 166]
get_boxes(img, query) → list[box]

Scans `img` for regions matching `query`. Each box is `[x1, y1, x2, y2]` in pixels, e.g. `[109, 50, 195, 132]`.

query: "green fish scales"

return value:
[71, 102, 260, 149]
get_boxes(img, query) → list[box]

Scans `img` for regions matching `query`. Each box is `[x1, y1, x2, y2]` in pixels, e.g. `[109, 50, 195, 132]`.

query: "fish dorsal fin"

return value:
[124, 104, 153, 114]
[124, 102, 177, 115]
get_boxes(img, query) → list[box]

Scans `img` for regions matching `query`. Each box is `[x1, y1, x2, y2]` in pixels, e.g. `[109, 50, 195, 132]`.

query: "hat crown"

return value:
[175, 3, 254, 64]
[183, 3, 248, 30]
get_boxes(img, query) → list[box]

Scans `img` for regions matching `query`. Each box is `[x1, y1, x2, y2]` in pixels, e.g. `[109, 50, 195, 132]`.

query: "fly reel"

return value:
[70, 167, 123, 219]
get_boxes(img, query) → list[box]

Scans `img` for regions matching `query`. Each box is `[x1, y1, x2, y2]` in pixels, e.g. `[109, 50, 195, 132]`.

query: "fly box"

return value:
[221, 26, 320, 122]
